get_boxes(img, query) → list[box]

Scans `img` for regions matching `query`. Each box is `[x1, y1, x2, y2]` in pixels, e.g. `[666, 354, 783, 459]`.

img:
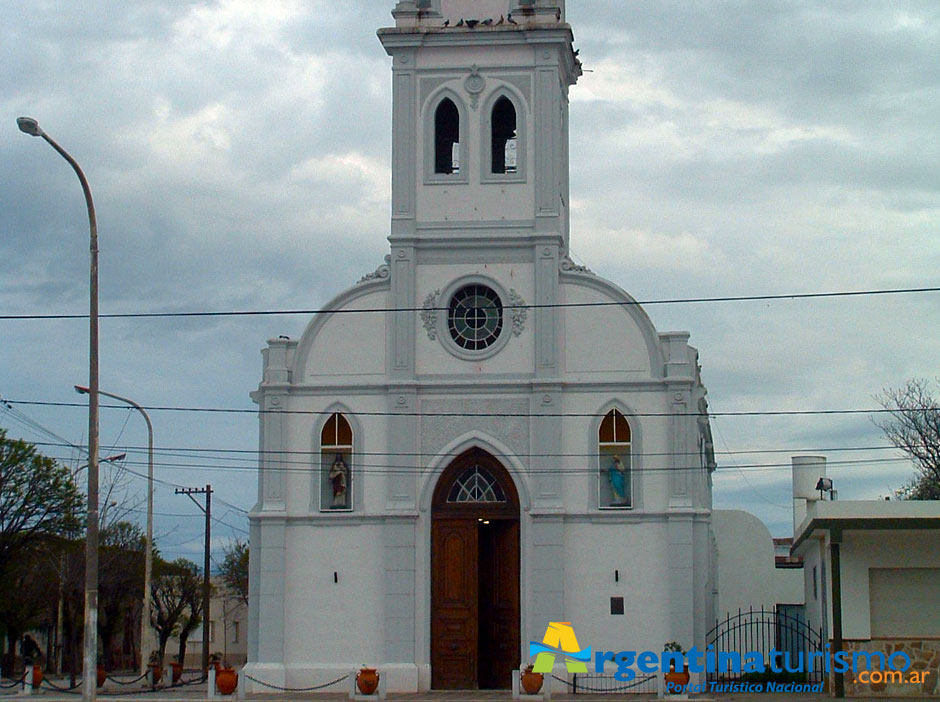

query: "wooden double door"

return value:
[430, 450, 520, 689]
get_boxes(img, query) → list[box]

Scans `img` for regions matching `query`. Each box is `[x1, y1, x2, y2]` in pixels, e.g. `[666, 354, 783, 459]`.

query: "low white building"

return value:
[246, 0, 718, 693]
[711, 511, 805, 619]
[791, 457, 940, 696]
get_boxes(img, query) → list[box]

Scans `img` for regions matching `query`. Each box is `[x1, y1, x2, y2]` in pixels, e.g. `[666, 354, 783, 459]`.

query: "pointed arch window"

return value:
[320, 412, 353, 511]
[491, 96, 517, 174]
[447, 465, 507, 503]
[434, 98, 461, 175]
[598, 409, 632, 508]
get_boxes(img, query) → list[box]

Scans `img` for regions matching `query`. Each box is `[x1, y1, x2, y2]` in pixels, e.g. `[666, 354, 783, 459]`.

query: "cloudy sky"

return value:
[2, 1, 938, 563]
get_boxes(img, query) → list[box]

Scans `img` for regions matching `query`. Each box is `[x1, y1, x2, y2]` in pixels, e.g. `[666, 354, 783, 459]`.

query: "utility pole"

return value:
[175, 485, 212, 678]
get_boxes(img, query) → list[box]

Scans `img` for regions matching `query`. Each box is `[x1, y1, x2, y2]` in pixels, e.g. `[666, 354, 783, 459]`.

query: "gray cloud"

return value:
[1, 1, 937, 560]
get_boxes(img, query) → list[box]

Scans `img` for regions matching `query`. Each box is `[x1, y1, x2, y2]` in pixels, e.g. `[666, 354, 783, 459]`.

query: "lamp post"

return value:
[18, 116, 100, 702]
[75, 385, 153, 674]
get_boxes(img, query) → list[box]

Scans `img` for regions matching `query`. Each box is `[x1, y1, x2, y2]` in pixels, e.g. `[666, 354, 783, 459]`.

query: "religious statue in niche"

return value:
[607, 455, 628, 505]
[329, 453, 349, 508]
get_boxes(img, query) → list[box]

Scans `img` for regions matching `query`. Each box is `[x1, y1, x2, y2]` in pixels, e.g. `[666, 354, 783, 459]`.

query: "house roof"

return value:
[791, 499, 940, 555]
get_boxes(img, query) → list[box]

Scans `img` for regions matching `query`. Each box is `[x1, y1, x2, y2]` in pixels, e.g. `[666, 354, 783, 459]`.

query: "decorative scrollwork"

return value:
[560, 255, 593, 275]
[508, 288, 527, 336]
[421, 289, 441, 339]
[358, 254, 392, 284]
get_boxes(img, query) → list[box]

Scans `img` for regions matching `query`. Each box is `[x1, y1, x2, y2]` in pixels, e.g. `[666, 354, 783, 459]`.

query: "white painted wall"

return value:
[564, 521, 671, 653]
[837, 530, 940, 639]
[711, 510, 775, 617]
[773, 567, 804, 606]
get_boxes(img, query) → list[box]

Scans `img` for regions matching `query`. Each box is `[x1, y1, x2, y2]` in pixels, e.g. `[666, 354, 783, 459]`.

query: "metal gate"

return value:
[705, 607, 825, 684]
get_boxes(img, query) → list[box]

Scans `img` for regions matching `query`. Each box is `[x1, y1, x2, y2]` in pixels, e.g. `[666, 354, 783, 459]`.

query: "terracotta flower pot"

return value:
[664, 664, 690, 688]
[148, 663, 162, 686]
[97, 666, 107, 688]
[31, 665, 43, 689]
[521, 668, 544, 694]
[171, 662, 182, 684]
[216, 668, 238, 695]
[356, 668, 379, 695]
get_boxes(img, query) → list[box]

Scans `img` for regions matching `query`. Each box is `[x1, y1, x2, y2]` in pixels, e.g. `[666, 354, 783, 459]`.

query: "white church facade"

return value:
[247, 0, 718, 692]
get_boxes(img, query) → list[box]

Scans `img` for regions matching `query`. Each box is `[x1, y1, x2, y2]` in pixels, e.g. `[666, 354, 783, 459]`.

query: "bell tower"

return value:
[378, 0, 580, 249]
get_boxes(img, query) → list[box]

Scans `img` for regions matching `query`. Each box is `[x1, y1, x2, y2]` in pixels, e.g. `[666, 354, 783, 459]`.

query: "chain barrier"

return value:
[105, 673, 149, 686]
[41, 677, 83, 692]
[0, 673, 27, 690]
[243, 672, 349, 692]
[552, 673, 658, 693]
[38, 674, 204, 696]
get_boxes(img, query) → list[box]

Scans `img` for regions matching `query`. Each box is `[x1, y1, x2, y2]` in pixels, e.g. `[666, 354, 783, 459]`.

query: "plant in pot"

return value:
[147, 651, 162, 687]
[170, 655, 183, 684]
[215, 661, 237, 696]
[356, 665, 380, 695]
[521, 663, 544, 694]
[663, 642, 690, 690]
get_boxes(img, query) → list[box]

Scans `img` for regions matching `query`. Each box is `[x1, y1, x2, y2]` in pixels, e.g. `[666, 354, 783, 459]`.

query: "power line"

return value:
[1, 285, 938, 321]
[20, 438, 902, 462]
[2, 397, 903, 418]
[32, 450, 912, 476]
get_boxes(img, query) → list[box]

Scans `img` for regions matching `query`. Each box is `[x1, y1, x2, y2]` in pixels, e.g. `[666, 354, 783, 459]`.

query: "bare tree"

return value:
[876, 378, 940, 500]
[220, 540, 248, 607]
[151, 558, 201, 666]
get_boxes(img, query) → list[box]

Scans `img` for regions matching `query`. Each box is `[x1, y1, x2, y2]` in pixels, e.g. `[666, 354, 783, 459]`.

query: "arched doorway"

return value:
[430, 448, 520, 689]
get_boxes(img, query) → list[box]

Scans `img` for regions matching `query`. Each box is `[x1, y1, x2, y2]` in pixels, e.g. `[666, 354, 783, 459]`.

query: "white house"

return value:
[791, 456, 940, 696]
[246, 0, 717, 692]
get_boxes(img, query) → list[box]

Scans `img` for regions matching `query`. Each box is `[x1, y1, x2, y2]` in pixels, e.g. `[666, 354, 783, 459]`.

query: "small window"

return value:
[435, 98, 460, 174]
[491, 96, 517, 174]
[599, 409, 632, 508]
[232, 621, 240, 644]
[321, 412, 353, 511]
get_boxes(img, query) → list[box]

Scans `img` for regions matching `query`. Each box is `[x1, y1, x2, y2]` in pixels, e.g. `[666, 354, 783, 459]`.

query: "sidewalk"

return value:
[2, 680, 936, 702]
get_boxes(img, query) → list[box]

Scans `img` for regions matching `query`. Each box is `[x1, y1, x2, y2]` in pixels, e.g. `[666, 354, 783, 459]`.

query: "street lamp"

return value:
[19, 116, 101, 702]
[75, 384, 153, 673]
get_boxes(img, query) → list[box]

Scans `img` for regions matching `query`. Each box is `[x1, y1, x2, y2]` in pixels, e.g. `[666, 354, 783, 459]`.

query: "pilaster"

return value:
[387, 388, 418, 509]
[389, 245, 417, 380]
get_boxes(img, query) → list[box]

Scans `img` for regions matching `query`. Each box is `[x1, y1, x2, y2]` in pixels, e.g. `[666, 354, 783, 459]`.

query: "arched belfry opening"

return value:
[430, 449, 520, 689]
[491, 96, 518, 174]
[434, 98, 461, 174]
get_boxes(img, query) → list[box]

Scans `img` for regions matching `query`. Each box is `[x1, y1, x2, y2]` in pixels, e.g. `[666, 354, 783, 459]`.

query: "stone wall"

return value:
[839, 639, 939, 696]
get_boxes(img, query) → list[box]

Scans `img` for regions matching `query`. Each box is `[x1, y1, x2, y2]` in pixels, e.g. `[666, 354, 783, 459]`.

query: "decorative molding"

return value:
[420, 398, 529, 462]
[420, 289, 441, 339]
[560, 255, 593, 275]
[464, 64, 486, 110]
[357, 254, 392, 284]
[508, 288, 528, 337]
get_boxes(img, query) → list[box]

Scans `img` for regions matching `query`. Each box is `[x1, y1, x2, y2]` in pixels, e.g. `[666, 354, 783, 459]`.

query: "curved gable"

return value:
[560, 272, 665, 379]
[293, 278, 390, 383]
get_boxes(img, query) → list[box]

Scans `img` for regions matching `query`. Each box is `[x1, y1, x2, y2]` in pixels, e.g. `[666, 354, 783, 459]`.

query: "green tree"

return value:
[220, 540, 248, 607]
[0, 430, 83, 674]
[0, 429, 83, 581]
[876, 379, 940, 500]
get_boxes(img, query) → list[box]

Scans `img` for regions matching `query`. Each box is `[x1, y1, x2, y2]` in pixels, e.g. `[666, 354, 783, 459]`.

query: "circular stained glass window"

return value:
[447, 284, 504, 351]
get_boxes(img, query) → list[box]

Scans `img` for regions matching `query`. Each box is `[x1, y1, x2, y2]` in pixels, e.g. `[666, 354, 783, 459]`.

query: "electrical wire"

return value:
[1, 285, 938, 320]
[19, 438, 902, 462]
[28, 450, 912, 476]
[1, 397, 907, 418]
